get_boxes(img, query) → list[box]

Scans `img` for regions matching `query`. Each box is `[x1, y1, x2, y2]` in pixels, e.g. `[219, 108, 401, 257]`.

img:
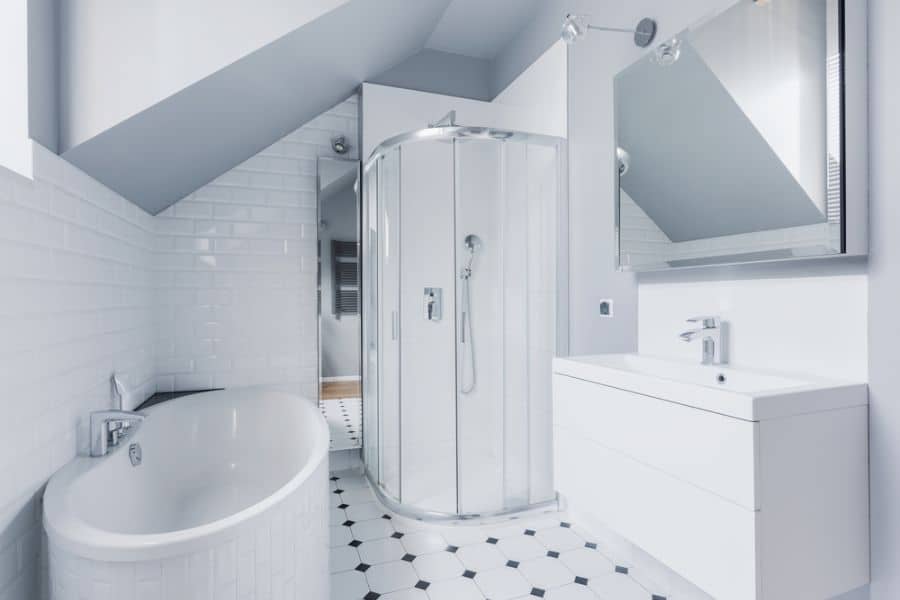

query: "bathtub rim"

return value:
[43, 386, 329, 563]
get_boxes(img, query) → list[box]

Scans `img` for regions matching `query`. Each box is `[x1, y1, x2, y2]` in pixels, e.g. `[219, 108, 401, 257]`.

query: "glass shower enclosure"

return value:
[362, 126, 568, 519]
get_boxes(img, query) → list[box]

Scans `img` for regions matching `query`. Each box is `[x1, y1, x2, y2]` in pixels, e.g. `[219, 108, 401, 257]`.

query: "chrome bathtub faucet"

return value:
[90, 410, 145, 457]
[679, 316, 726, 365]
[90, 373, 145, 457]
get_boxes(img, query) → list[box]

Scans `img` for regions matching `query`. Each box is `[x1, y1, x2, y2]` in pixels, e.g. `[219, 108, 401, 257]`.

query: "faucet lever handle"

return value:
[687, 316, 720, 328]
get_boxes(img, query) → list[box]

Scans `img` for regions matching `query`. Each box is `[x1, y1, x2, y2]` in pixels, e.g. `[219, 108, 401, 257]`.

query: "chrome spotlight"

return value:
[561, 14, 589, 44]
[331, 136, 350, 155]
[653, 38, 683, 66]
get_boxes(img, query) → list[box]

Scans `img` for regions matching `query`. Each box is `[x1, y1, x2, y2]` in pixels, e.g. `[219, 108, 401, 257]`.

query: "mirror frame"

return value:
[614, 0, 868, 272]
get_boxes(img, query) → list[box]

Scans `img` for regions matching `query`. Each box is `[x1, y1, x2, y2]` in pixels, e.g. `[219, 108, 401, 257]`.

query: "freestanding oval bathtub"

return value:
[44, 387, 330, 600]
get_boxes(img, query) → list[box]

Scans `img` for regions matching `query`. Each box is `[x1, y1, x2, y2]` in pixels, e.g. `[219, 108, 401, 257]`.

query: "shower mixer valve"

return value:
[424, 288, 443, 322]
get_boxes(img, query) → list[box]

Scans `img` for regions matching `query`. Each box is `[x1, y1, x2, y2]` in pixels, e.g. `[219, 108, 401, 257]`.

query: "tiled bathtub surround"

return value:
[154, 96, 360, 399]
[0, 144, 157, 600]
[48, 461, 329, 600]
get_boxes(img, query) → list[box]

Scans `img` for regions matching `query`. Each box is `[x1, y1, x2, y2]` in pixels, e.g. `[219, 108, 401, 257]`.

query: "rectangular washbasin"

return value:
[553, 353, 867, 420]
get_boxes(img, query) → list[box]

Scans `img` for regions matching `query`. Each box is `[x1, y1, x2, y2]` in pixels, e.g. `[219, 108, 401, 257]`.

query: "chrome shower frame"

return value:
[360, 125, 570, 523]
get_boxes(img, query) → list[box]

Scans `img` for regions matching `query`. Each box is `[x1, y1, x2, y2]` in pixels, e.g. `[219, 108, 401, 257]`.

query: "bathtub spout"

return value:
[90, 410, 145, 457]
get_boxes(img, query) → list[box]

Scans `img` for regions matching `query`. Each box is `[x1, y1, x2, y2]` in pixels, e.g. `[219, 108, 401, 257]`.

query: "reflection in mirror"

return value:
[616, 0, 844, 270]
[317, 158, 362, 451]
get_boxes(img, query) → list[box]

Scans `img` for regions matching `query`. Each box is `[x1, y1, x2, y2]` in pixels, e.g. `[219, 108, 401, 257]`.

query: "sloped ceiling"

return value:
[425, 0, 543, 60]
[58, 0, 353, 152]
[60, 0, 548, 215]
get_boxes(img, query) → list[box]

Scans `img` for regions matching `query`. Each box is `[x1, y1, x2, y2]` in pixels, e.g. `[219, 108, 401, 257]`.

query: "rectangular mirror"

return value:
[615, 0, 863, 271]
[317, 157, 362, 452]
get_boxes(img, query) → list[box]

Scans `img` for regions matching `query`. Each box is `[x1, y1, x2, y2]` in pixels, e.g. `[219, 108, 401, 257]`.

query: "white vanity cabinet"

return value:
[552, 355, 869, 600]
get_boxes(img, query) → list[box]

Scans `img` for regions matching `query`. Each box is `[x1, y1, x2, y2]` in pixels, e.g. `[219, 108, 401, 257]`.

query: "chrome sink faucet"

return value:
[679, 316, 726, 365]
[89, 374, 145, 457]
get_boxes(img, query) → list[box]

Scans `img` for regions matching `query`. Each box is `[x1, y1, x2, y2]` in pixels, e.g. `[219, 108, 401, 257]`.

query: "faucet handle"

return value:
[687, 316, 720, 328]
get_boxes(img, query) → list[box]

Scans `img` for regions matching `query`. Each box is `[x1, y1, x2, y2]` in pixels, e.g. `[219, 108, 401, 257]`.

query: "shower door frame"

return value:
[361, 126, 570, 522]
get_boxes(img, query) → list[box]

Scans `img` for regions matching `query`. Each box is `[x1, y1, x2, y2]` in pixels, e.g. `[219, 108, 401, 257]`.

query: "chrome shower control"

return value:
[129, 443, 142, 467]
[424, 288, 442, 322]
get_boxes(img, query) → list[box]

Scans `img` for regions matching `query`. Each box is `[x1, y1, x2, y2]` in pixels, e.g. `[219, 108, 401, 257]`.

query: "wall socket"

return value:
[599, 299, 614, 318]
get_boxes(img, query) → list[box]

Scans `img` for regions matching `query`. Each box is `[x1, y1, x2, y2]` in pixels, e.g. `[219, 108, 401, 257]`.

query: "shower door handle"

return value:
[391, 311, 399, 340]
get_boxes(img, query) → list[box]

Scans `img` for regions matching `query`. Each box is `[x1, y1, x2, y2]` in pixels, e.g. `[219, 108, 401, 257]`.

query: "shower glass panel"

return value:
[362, 163, 379, 481]
[362, 127, 566, 519]
[378, 148, 401, 501]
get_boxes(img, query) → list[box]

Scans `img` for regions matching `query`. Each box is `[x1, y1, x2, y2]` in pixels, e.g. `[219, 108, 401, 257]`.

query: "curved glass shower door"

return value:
[362, 128, 567, 519]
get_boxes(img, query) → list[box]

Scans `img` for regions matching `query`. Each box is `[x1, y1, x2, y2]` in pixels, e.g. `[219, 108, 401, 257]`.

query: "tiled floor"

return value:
[329, 469, 671, 600]
[321, 397, 362, 450]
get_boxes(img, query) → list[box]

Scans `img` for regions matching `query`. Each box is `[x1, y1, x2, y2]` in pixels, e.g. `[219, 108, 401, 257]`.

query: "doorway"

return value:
[317, 157, 362, 452]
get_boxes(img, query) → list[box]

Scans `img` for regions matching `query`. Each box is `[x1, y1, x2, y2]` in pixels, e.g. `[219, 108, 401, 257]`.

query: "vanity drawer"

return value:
[555, 430, 759, 600]
[553, 374, 758, 509]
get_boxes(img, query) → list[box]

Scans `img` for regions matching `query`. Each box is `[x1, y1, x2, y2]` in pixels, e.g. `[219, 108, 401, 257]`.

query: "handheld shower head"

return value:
[461, 234, 482, 281]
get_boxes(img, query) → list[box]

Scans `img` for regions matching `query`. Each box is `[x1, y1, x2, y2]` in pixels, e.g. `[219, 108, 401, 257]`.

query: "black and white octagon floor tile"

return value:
[327, 469, 677, 600]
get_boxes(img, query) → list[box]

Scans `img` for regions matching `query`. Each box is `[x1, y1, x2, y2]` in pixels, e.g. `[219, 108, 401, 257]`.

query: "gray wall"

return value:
[27, 0, 58, 153]
[567, 18, 639, 356]
[868, 1, 900, 599]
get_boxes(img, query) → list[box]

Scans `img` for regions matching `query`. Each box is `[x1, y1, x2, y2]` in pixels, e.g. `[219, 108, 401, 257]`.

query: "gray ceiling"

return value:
[60, 0, 547, 215]
[426, 0, 543, 60]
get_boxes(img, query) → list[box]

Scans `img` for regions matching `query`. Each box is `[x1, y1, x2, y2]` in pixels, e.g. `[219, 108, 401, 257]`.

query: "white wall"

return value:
[493, 40, 567, 138]
[57, 0, 349, 151]
[0, 0, 33, 178]
[0, 145, 156, 600]
[639, 270, 867, 381]
[154, 96, 359, 399]
[868, 2, 900, 599]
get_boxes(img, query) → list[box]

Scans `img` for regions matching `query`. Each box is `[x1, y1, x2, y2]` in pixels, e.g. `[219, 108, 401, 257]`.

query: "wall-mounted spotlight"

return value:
[561, 14, 658, 48]
[331, 136, 350, 155]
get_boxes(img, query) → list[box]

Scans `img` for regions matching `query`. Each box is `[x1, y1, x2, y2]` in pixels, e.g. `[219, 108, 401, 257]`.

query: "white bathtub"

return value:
[43, 387, 330, 600]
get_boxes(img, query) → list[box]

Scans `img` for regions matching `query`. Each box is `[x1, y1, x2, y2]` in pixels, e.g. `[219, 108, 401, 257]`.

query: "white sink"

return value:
[552, 353, 870, 599]
[553, 353, 867, 420]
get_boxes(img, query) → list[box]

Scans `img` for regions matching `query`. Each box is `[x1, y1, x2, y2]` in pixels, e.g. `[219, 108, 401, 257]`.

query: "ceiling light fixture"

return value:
[561, 14, 658, 48]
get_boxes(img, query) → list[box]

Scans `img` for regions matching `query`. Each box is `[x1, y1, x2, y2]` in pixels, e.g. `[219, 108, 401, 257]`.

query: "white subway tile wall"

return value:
[619, 193, 841, 269]
[0, 95, 359, 600]
[0, 144, 157, 600]
[153, 96, 359, 400]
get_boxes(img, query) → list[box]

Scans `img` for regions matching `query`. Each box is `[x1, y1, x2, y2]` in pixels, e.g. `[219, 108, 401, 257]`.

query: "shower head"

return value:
[561, 14, 658, 48]
[464, 234, 482, 254]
